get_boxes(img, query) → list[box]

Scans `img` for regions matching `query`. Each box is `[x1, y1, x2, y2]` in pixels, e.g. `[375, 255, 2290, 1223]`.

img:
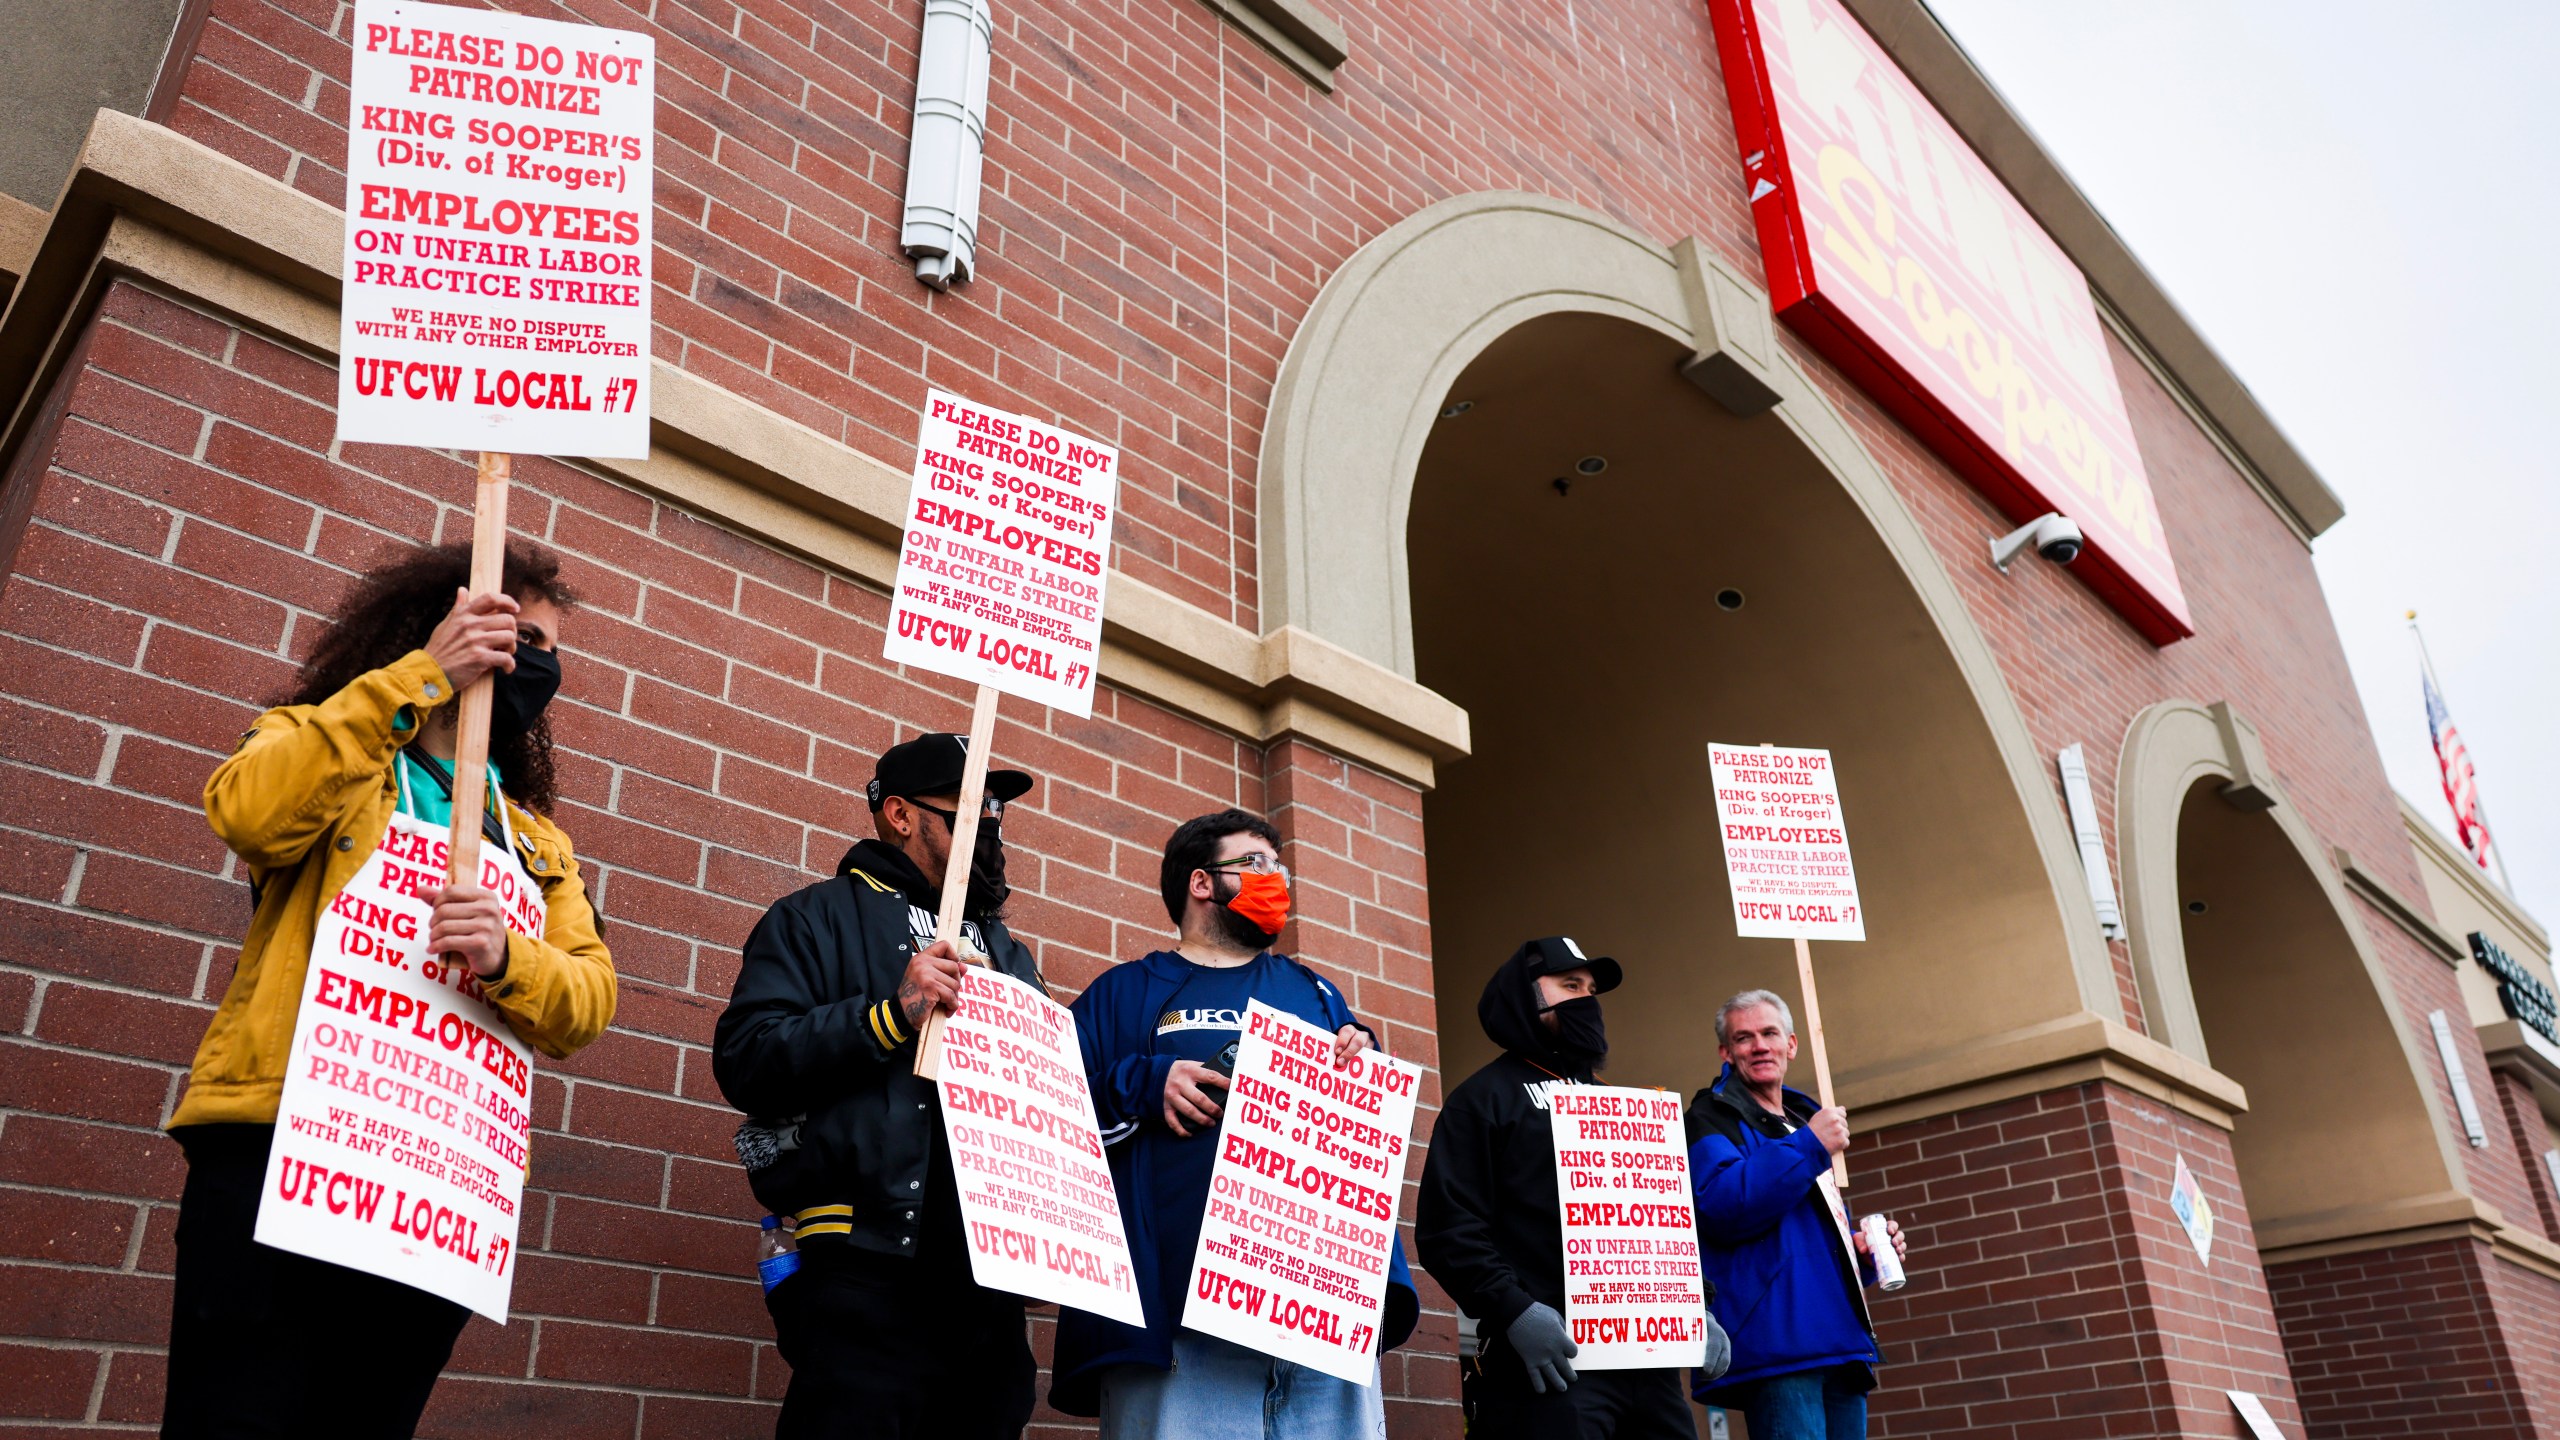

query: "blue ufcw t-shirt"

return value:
[1141, 953, 1337, 1329]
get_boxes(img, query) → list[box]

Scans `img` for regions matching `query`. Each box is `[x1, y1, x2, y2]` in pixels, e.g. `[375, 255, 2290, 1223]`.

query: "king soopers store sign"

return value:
[1711, 0, 2194, 644]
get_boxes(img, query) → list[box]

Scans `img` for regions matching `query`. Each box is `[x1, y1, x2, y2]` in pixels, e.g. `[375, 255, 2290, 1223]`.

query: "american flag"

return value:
[2424, 667, 2496, 871]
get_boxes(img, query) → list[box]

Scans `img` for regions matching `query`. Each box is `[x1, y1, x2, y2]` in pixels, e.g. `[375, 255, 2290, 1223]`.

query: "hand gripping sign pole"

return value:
[1707, 743, 1865, 1188]
[1790, 933, 1844, 1188]
[911, 683, 999, 1078]
[441, 452, 511, 909]
[882, 388, 1122, 1077]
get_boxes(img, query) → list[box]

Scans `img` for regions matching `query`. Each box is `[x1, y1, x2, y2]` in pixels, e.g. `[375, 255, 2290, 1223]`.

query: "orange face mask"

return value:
[1225, 869, 1292, 936]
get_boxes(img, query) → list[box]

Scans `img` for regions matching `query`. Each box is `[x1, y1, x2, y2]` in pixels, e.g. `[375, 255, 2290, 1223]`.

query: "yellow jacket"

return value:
[173, 649, 616, 1129]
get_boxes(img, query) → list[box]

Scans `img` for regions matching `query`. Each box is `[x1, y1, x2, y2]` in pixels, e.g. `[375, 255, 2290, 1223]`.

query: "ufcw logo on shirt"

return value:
[1156, 1007, 1245, 1035]
[1522, 1078, 1582, 1111]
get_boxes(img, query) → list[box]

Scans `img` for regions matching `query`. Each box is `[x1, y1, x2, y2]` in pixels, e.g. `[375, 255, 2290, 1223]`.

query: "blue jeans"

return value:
[1736, 1366, 1867, 1440]
[1099, 1330, 1386, 1440]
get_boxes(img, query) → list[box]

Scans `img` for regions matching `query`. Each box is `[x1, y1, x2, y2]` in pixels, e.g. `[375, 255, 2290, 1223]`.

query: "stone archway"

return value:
[1256, 191, 2117, 1089]
[2115, 700, 2472, 1249]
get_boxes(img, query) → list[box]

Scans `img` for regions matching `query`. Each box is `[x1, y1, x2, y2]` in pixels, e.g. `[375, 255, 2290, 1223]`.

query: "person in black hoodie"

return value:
[713, 733, 1044, 1440]
[1416, 937, 1728, 1439]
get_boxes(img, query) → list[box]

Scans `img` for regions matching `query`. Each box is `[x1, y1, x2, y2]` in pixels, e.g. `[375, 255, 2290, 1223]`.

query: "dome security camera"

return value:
[1990, 512, 2084, 573]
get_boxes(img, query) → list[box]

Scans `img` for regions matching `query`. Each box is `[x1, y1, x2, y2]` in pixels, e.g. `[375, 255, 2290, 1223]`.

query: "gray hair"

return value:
[1715, 990, 1796, 1046]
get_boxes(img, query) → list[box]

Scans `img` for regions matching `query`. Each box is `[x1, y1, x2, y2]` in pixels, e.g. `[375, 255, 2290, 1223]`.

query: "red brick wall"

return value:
[154, 0, 1760, 637]
[2493, 1071, 2560, 1243]
[1857, 1081, 2302, 1440]
[0, 279, 1448, 1431]
[2266, 1241, 2536, 1440]
[2485, 1254, 2560, 1439]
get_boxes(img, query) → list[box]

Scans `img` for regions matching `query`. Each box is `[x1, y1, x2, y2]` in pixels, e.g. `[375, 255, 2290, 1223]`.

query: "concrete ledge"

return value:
[0, 193, 43, 304]
[2250, 1188, 2560, 1287]
[2404, 794, 2550, 954]
[0, 111, 1471, 787]
[1196, 0, 1347, 91]
[2480, 1019, 2560, 1131]
[2336, 844, 2467, 965]
[1847, 1010, 2250, 1132]
[2255, 1190, 2499, 1260]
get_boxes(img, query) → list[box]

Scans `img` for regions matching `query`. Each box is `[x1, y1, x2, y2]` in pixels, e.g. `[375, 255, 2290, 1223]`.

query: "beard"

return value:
[1212, 898, 1273, 951]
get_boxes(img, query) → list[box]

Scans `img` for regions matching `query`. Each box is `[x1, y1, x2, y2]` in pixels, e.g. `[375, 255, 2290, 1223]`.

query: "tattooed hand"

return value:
[899, 940, 968, 1030]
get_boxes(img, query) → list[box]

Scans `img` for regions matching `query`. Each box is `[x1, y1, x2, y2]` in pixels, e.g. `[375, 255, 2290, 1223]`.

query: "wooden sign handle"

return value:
[1795, 934, 1847, 1189]
[912, 683, 1001, 1078]
[444, 451, 512, 899]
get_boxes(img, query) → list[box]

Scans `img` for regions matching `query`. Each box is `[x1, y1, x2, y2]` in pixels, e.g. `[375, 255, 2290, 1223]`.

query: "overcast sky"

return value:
[1923, 0, 2559, 923]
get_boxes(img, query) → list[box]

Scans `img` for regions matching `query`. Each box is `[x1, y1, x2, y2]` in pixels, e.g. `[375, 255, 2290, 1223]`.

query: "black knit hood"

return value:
[1475, 943, 1597, 1080]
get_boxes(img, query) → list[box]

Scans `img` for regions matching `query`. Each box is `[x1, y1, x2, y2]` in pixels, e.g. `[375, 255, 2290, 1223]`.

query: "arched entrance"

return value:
[1407, 308, 2087, 1095]
[1252, 190, 2109, 1095]
[2117, 700, 2470, 1252]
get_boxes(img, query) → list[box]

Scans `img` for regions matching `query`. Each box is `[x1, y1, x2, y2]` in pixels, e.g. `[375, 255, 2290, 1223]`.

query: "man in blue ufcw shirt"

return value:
[1051, 808, 1419, 1438]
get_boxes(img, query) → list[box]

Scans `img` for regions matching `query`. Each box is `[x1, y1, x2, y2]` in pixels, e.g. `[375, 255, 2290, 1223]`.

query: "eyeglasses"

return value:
[907, 797, 1005, 828]
[1205, 852, 1288, 879]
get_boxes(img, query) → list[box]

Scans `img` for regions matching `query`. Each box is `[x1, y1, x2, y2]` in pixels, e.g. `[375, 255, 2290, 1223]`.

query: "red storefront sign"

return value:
[1709, 0, 2193, 643]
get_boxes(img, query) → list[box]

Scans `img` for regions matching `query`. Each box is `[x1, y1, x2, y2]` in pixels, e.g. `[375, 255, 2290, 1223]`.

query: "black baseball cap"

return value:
[865, 733, 1035, 809]
[1514, 935, 1623, 994]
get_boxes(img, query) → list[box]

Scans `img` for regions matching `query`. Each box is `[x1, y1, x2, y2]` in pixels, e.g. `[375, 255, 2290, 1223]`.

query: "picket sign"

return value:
[1706, 742, 1865, 1188]
[880, 389, 1122, 1077]
[933, 964, 1145, 1325]
[259, 0, 656, 1317]
[1548, 1085, 1712, 1370]
[1179, 1002, 1421, 1383]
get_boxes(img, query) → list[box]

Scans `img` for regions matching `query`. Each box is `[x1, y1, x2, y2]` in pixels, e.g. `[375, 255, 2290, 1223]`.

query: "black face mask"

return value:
[1538, 995, 1609, 1065]
[491, 646, 561, 739]
[965, 817, 1010, 917]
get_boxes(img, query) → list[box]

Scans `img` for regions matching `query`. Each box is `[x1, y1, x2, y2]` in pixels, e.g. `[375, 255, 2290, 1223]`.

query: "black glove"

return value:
[1699, 1307, 1732, 1381]
[1507, 1302, 1578, 1394]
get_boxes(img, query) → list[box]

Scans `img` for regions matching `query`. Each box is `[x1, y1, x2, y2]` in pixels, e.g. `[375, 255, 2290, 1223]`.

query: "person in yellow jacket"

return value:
[162, 541, 615, 1438]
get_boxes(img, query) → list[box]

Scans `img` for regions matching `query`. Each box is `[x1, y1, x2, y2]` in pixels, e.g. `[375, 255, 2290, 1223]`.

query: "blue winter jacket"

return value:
[1685, 1065, 1878, 1403]
[1048, 949, 1420, 1416]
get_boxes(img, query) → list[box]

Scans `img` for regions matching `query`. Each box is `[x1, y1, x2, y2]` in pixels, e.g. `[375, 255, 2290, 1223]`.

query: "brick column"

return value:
[2266, 1241, 2537, 1439]
[1263, 738, 1462, 1438]
[2492, 1070, 2560, 1244]
[1859, 1081, 2306, 1439]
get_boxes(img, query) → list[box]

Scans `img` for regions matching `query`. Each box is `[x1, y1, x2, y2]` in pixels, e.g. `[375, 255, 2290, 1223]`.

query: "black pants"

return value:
[766, 1240, 1035, 1439]
[162, 1125, 471, 1439]
[1469, 1333, 1698, 1440]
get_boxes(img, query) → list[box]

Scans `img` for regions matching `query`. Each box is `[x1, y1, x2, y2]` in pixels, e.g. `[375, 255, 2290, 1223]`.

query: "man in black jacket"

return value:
[714, 733, 1044, 1439]
[1417, 936, 1727, 1440]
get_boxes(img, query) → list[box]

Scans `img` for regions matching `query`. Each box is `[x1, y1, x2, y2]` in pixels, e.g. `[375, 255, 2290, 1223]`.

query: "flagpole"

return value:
[2410, 612, 2516, 894]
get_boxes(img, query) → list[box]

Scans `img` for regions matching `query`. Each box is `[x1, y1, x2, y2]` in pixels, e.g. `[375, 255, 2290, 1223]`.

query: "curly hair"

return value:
[284, 542, 578, 813]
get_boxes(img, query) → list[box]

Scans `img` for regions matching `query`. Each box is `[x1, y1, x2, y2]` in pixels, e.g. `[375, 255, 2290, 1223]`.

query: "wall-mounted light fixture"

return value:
[902, 0, 994, 290]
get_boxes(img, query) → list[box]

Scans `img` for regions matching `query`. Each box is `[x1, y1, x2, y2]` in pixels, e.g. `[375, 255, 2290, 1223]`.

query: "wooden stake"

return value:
[433, 452, 513, 982]
[444, 451, 512, 902]
[1794, 934, 1847, 1189]
[913, 682, 1001, 1078]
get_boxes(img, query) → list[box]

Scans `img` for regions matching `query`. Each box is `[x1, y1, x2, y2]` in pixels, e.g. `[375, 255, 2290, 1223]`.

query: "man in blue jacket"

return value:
[1052, 807, 1419, 1436]
[1687, 989, 1906, 1440]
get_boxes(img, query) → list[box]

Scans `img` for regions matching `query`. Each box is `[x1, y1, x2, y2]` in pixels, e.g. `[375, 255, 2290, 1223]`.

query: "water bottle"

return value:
[755, 1214, 800, 1293]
